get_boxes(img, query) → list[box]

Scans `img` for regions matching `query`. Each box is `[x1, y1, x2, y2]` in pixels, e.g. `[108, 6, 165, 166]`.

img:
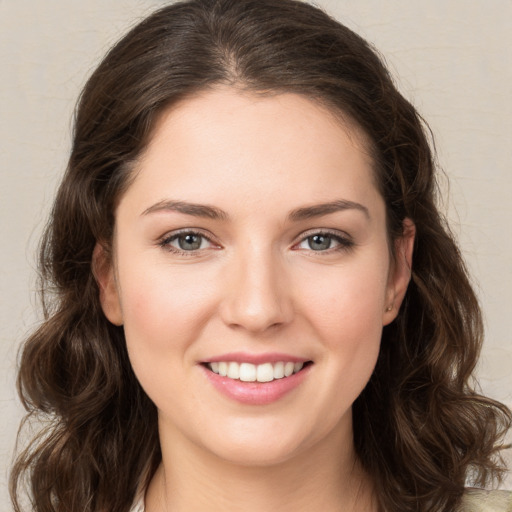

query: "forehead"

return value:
[146, 87, 373, 165]
[121, 87, 381, 217]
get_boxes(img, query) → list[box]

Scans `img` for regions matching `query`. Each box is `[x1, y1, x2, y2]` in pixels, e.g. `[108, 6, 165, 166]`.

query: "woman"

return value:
[10, 0, 511, 511]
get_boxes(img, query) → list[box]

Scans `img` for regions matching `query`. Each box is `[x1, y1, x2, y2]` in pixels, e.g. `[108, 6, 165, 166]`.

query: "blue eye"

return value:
[296, 231, 353, 252]
[160, 231, 214, 253]
[173, 233, 204, 251]
[306, 234, 334, 251]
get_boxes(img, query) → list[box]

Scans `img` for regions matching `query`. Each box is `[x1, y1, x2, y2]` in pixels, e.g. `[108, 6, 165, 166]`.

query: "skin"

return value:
[96, 87, 414, 511]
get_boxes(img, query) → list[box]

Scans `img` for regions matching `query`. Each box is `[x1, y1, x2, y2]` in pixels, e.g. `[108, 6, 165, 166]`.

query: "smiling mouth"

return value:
[204, 361, 312, 383]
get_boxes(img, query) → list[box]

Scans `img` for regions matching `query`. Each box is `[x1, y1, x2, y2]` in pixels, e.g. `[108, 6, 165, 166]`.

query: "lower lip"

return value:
[201, 364, 312, 405]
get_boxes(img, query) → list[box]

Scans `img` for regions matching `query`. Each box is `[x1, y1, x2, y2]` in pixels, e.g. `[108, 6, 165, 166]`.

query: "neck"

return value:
[145, 419, 377, 512]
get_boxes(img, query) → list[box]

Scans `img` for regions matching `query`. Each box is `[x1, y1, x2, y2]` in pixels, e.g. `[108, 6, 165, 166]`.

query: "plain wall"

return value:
[1, 0, 511, 506]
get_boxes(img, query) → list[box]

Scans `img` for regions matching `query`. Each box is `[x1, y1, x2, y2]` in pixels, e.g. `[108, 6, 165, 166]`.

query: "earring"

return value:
[385, 305, 393, 312]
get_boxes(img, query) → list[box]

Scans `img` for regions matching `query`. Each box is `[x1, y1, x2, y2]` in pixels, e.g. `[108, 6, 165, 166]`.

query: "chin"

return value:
[195, 415, 333, 468]
[208, 437, 306, 468]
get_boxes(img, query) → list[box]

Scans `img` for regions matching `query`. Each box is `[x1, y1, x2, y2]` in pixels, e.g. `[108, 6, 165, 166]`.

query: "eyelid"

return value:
[291, 228, 355, 252]
[158, 228, 221, 255]
[295, 227, 353, 242]
[157, 227, 354, 255]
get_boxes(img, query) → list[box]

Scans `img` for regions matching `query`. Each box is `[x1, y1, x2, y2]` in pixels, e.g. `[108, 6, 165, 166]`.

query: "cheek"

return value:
[295, 256, 388, 391]
[297, 255, 389, 338]
[117, 259, 218, 369]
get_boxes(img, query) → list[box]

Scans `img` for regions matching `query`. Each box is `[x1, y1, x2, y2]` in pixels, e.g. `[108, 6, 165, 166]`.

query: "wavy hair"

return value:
[11, 1, 511, 511]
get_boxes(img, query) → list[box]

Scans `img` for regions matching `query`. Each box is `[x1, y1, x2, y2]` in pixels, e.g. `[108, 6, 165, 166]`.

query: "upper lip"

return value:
[202, 352, 311, 365]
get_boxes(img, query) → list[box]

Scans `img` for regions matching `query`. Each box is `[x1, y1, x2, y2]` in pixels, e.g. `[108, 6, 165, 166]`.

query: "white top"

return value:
[458, 489, 512, 512]
[130, 495, 144, 512]
[130, 489, 512, 511]
[130, 498, 144, 512]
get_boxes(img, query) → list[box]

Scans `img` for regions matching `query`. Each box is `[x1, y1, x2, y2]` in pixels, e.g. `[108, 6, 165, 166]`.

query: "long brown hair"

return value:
[11, 1, 511, 511]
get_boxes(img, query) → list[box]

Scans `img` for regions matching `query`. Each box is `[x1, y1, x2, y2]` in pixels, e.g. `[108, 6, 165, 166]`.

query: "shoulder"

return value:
[458, 489, 512, 512]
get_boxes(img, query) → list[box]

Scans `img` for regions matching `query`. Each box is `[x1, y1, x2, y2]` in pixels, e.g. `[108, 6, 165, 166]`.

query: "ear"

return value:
[383, 218, 415, 325]
[92, 242, 123, 326]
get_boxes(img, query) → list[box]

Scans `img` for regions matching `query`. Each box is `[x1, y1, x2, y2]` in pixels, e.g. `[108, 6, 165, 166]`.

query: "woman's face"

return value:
[98, 88, 413, 466]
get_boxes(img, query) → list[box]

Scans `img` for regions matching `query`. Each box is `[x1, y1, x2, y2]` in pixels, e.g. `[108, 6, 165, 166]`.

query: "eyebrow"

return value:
[288, 199, 369, 221]
[142, 199, 369, 221]
[142, 200, 229, 220]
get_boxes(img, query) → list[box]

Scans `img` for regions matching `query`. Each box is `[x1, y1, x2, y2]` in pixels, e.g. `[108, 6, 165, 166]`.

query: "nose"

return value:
[219, 245, 293, 334]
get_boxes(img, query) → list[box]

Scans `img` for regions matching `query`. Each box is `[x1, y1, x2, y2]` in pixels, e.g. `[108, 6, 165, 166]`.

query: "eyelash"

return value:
[158, 229, 354, 256]
[294, 229, 354, 254]
[158, 229, 219, 257]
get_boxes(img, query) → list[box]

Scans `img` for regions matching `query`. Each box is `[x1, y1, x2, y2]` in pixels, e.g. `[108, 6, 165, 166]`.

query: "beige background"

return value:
[1, 0, 511, 506]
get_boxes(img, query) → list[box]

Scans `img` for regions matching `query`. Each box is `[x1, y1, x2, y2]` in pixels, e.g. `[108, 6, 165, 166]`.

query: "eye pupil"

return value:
[179, 234, 202, 250]
[308, 234, 331, 251]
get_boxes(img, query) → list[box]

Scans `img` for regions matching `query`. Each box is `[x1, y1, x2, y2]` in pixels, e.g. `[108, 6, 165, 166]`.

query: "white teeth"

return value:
[284, 362, 294, 377]
[273, 361, 285, 379]
[207, 361, 306, 382]
[239, 362, 256, 382]
[218, 362, 228, 377]
[227, 362, 239, 379]
[256, 363, 274, 383]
